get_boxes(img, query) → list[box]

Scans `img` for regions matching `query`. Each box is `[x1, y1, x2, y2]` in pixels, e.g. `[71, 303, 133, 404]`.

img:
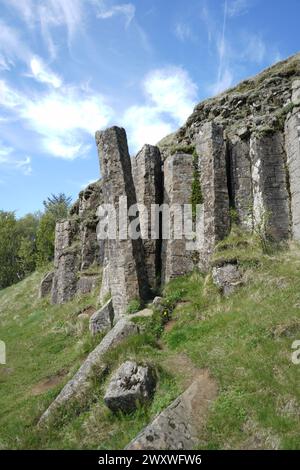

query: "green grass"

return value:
[0, 230, 300, 449]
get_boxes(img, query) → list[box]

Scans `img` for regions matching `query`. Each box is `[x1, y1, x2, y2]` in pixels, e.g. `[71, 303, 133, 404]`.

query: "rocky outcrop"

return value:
[285, 107, 300, 240]
[89, 298, 114, 335]
[126, 370, 218, 450]
[212, 262, 242, 296]
[51, 181, 103, 304]
[161, 153, 195, 284]
[39, 318, 139, 426]
[96, 127, 151, 318]
[250, 132, 290, 241]
[39, 271, 54, 298]
[196, 122, 230, 268]
[132, 145, 163, 291]
[104, 361, 156, 413]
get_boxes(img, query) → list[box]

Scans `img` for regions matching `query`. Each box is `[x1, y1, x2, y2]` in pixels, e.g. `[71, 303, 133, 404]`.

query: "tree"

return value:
[36, 211, 56, 267]
[43, 193, 72, 220]
[0, 211, 20, 289]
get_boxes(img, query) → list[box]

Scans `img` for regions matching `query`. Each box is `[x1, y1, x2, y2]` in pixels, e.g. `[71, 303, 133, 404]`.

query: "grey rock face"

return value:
[104, 361, 156, 413]
[161, 153, 195, 284]
[89, 298, 114, 335]
[77, 275, 98, 295]
[292, 80, 300, 106]
[96, 126, 150, 318]
[39, 318, 139, 426]
[126, 372, 218, 450]
[132, 144, 163, 292]
[228, 134, 253, 229]
[212, 263, 242, 296]
[51, 181, 103, 305]
[250, 132, 290, 241]
[285, 109, 300, 240]
[39, 271, 54, 298]
[196, 122, 230, 269]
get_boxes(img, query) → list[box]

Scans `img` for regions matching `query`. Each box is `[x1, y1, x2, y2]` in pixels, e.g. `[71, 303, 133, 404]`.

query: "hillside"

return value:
[0, 229, 300, 450]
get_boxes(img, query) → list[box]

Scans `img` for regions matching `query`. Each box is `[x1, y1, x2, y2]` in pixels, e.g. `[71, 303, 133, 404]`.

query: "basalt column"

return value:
[285, 80, 300, 240]
[250, 132, 290, 241]
[196, 122, 230, 269]
[132, 145, 163, 292]
[227, 133, 253, 229]
[161, 153, 194, 284]
[96, 126, 150, 318]
[51, 219, 80, 304]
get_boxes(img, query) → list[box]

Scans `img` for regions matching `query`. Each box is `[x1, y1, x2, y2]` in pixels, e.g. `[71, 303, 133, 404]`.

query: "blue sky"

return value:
[0, 0, 299, 216]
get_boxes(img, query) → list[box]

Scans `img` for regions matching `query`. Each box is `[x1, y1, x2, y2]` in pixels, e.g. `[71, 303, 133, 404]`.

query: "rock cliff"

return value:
[46, 53, 300, 319]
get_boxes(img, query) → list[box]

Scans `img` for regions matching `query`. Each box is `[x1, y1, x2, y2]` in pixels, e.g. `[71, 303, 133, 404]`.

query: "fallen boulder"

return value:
[125, 370, 217, 450]
[39, 271, 54, 298]
[104, 361, 156, 413]
[89, 299, 114, 335]
[212, 262, 242, 296]
[39, 318, 139, 426]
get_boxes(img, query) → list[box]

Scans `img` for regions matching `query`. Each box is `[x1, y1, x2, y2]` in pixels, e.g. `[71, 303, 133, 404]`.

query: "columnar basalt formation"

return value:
[227, 133, 253, 229]
[196, 122, 230, 268]
[96, 127, 150, 318]
[285, 108, 300, 240]
[250, 132, 290, 241]
[132, 144, 163, 291]
[50, 181, 103, 304]
[161, 153, 195, 284]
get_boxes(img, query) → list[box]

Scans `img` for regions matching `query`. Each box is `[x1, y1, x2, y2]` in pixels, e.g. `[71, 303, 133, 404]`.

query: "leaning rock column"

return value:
[132, 145, 163, 291]
[250, 131, 290, 241]
[96, 127, 150, 318]
[285, 80, 300, 240]
[161, 153, 194, 284]
[196, 122, 230, 269]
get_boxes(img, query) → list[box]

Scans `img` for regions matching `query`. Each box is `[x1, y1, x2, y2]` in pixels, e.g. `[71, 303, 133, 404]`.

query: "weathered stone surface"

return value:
[39, 318, 139, 426]
[129, 308, 153, 319]
[228, 134, 253, 228]
[292, 80, 300, 106]
[51, 249, 80, 304]
[161, 153, 195, 284]
[39, 271, 54, 298]
[126, 371, 218, 450]
[77, 275, 99, 295]
[250, 132, 290, 241]
[96, 126, 150, 318]
[132, 145, 163, 292]
[212, 263, 242, 296]
[196, 122, 230, 269]
[89, 298, 114, 335]
[104, 361, 156, 413]
[51, 181, 103, 305]
[285, 109, 300, 240]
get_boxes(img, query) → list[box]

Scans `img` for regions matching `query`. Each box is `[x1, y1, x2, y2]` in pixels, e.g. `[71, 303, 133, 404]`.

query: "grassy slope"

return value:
[0, 231, 300, 449]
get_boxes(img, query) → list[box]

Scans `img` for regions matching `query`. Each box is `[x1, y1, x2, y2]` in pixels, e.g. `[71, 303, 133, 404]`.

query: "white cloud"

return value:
[96, 2, 135, 27]
[123, 67, 198, 152]
[0, 79, 114, 160]
[242, 34, 266, 64]
[28, 57, 62, 88]
[143, 67, 198, 122]
[123, 105, 174, 152]
[174, 23, 195, 42]
[0, 20, 30, 70]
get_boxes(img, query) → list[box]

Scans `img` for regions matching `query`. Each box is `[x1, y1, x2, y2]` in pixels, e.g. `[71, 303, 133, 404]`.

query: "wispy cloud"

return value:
[0, 143, 32, 175]
[27, 57, 63, 88]
[174, 23, 195, 42]
[95, 2, 135, 27]
[0, 78, 114, 160]
[228, 0, 251, 17]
